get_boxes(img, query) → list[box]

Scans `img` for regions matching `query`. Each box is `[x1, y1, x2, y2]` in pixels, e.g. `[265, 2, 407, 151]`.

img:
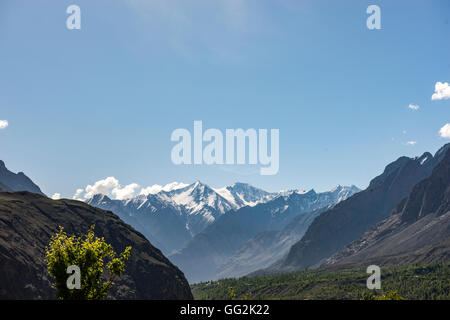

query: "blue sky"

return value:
[0, 0, 449, 198]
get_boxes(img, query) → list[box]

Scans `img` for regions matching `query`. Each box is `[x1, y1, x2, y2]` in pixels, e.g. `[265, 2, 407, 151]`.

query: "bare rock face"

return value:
[324, 145, 450, 268]
[0, 182, 12, 192]
[272, 144, 449, 273]
[0, 160, 44, 195]
[0, 192, 193, 300]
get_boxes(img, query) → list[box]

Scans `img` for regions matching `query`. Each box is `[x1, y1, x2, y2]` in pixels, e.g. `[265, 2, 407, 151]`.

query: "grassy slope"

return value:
[191, 262, 450, 300]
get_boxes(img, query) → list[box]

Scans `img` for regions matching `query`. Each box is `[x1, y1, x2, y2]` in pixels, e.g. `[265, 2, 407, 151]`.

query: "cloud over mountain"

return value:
[51, 193, 61, 200]
[139, 182, 188, 196]
[73, 177, 190, 200]
[74, 177, 140, 200]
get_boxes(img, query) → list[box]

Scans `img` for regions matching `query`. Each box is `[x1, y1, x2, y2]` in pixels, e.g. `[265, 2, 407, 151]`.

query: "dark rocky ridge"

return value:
[264, 144, 449, 274]
[0, 191, 193, 299]
[0, 160, 44, 195]
[324, 145, 450, 268]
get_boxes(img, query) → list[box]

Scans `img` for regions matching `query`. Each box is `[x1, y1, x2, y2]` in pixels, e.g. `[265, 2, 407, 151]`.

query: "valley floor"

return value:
[191, 262, 450, 300]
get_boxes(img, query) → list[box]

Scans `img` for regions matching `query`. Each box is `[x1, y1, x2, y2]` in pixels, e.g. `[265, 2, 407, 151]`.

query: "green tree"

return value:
[228, 286, 236, 300]
[45, 225, 131, 300]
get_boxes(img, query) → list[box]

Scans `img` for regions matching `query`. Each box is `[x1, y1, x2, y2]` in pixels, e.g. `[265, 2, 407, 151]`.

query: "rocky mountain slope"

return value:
[0, 182, 12, 192]
[324, 146, 450, 268]
[0, 192, 193, 299]
[264, 144, 449, 274]
[87, 181, 275, 255]
[87, 193, 190, 255]
[169, 186, 360, 283]
[0, 160, 44, 195]
[216, 206, 329, 279]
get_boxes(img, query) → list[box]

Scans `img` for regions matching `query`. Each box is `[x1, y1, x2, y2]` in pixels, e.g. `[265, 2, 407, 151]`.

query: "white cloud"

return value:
[408, 104, 419, 110]
[84, 177, 120, 199]
[112, 183, 140, 200]
[0, 120, 8, 129]
[73, 188, 84, 200]
[439, 123, 450, 139]
[406, 141, 417, 146]
[74, 177, 189, 200]
[139, 182, 188, 196]
[431, 82, 450, 100]
[51, 193, 61, 200]
[162, 182, 188, 192]
[139, 185, 164, 196]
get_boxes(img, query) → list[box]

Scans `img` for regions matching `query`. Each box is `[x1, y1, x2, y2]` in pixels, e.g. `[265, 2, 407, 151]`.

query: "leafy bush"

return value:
[45, 225, 131, 300]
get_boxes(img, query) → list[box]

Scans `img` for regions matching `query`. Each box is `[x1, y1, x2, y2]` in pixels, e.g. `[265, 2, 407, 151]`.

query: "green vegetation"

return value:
[192, 262, 450, 300]
[45, 225, 131, 300]
[361, 290, 403, 300]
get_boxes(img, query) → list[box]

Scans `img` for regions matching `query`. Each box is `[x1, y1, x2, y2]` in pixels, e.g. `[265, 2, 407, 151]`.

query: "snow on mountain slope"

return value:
[86, 181, 276, 254]
[139, 182, 189, 196]
[86, 179, 360, 260]
[169, 185, 361, 282]
[213, 182, 276, 208]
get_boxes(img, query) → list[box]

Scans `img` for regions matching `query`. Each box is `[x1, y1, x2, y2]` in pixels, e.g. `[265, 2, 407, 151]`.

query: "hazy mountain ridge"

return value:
[260, 144, 450, 275]
[87, 193, 189, 255]
[87, 181, 277, 255]
[0, 160, 44, 195]
[0, 181, 12, 192]
[324, 145, 450, 268]
[216, 206, 330, 279]
[169, 185, 360, 283]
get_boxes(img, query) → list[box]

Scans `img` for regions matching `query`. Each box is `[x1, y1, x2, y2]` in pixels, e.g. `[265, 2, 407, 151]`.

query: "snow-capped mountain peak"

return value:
[165, 181, 229, 209]
[139, 182, 189, 196]
[213, 182, 276, 208]
[85, 181, 360, 256]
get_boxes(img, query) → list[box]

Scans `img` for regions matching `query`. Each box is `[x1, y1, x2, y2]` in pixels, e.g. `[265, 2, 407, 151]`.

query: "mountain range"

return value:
[169, 185, 360, 282]
[217, 185, 363, 279]
[324, 145, 450, 269]
[0, 162, 192, 299]
[2, 142, 450, 297]
[256, 143, 450, 276]
[87, 182, 277, 255]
